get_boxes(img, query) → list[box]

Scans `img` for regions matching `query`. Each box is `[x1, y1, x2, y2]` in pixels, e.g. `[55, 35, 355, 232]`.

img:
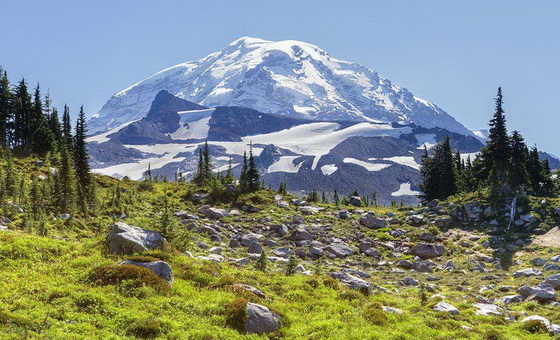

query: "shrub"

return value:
[483, 329, 505, 340]
[126, 317, 167, 338]
[323, 276, 340, 290]
[339, 289, 364, 301]
[521, 319, 548, 334]
[74, 292, 105, 313]
[363, 302, 387, 326]
[88, 264, 169, 292]
[223, 298, 248, 333]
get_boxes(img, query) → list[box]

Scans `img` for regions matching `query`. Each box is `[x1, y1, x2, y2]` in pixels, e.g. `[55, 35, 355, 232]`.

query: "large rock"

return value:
[555, 207, 560, 216]
[517, 284, 557, 302]
[411, 243, 445, 259]
[246, 303, 281, 334]
[198, 205, 229, 219]
[106, 222, 165, 255]
[325, 243, 354, 258]
[359, 213, 388, 229]
[434, 301, 459, 315]
[119, 260, 173, 282]
[247, 242, 264, 254]
[513, 268, 542, 278]
[473, 303, 502, 316]
[349, 196, 362, 207]
[233, 284, 266, 298]
[329, 271, 373, 294]
[288, 228, 313, 241]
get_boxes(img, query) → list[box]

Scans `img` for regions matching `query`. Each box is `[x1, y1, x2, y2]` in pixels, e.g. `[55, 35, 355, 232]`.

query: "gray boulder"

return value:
[517, 284, 557, 302]
[233, 284, 266, 298]
[328, 271, 373, 294]
[106, 222, 165, 255]
[349, 196, 362, 207]
[289, 228, 313, 241]
[411, 243, 445, 259]
[359, 213, 387, 229]
[198, 205, 229, 219]
[324, 243, 354, 258]
[119, 260, 173, 282]
[434, 301, 459, 315]
[247, 242, 264, 254]
[513, 268, 542, 278]
[246, 303, 281, 334]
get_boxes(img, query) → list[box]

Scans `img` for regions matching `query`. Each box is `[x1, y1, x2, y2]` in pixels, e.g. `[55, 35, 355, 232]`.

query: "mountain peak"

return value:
[89, 38, 473, 137]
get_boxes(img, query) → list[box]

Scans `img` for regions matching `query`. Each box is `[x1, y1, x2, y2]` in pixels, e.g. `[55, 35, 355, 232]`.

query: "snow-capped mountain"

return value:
[88, 91, 483, 203]
[89, 37, 473, 137]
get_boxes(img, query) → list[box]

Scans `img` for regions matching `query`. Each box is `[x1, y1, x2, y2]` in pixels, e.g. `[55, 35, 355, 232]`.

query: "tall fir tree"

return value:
[0, 69, 11, 147]
[62, 105, 73, 152]
[486, 87, 511, 195]
[508, 130, 529, 191]
[55, 141, 75, 213]
[30, 84, 56, 156]
[13, 78, 32, 151]
[74, 105, 92, 213]
[246, 142, 260, 192]
[239, 151, 248, 192]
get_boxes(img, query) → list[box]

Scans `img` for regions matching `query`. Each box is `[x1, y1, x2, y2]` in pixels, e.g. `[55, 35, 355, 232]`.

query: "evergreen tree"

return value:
[202, 139, 213, 181]
[239, 152, 248, 191]
[0, 69, 11, 147]
[62, 105, 73, 152]
[245, 143, 260, 192]
[13, 78, 32, 151]
[55, 141, 75, 213]
[74, 106, 92, 213]
[49, 107, 63, 147]
[307, 188, 319, 202]
[540, 159, 555, 197]
[224, 156, 235, 184]
[322, 191, 328, 204]
[486, 87, 511, 195]
[508, 130, 529, 191]
[333, 189, 340, 207]
[527, 147, 543, 194]
[421, 136, 457, 200]
[30, 84, 56, 157]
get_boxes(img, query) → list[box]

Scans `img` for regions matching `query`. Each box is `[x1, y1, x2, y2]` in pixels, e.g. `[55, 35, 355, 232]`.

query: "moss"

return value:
[126, 317, 167, 338]
[88, 264, 169, 292]
[223, 298, 248, 333]
[483, 329, 505, 340]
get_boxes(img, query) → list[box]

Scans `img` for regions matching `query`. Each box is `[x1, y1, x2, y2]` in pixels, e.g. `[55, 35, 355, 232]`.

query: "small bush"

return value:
[363, 302, 387, 326]
[483, 329, 505, 340]
[223, 298, 248, 333]
[126, 317, 167, 338]
[323, 276, 340, 290]
[339, 289, 364, 301]
[88, 264, 169, 292]
[74, 293, 105, 313]
[521, 319, 548, 334]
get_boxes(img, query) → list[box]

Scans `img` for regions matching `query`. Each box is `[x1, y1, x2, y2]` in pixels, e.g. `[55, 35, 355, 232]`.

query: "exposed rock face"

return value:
[411, 243, 445, 259]
[119, 260, 173, 282]
[246, 303, 281, 334]
[106, 222, 165, 255]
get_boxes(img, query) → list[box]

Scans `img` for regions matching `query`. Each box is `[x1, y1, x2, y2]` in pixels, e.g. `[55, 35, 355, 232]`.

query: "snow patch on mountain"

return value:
[343, 158, 392, 172]
[391, 183, 421, 196]
[321, 164, 338, 176]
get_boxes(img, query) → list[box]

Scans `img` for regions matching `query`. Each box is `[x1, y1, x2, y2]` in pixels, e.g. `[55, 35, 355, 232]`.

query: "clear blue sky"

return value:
[2, 1, 559, 155]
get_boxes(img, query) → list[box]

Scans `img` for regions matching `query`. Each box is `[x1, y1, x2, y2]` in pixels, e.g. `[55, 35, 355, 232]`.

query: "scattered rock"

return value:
[106, 222, 165, 255]
[324, 243, 354, 258]
[473, 303, 502, 316]
[329, 271, 373, 294]
[246, 303, 281, 334]
[233, 284, 266, 298]
[198, 205, 229, 219]
[411, 243, 444, 259]
[359, 213, 387, 229]
[513, 268, 542, 278]
[434, 301, 459, 315]
[119, 260, 173, 282]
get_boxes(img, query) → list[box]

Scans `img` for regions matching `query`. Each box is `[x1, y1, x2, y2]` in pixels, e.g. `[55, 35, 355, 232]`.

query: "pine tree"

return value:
[55, 141, 75, 213]
[202, 139, 213, 181]
[13, 78, 32, 151]
[508, 130, 529, 191]
[421, 136, 457, 200]
[62, 105, 73, 152]
[49, 107, 63, 148]
[322, 191, 328, 203]
[30, 84, 56, 157]
[0, 69, 11, 147]
[307, 188, 319, 202]
[239, 152, 248, 191]
[486, 87, 511, 195]
[540, 159, 555, 197]
[224, 156, 235, 184]
[246, 143, 260, 192]
[74, 105, 92, 213]
[527, 147, 543, 194]
[334, 189, 340, 207]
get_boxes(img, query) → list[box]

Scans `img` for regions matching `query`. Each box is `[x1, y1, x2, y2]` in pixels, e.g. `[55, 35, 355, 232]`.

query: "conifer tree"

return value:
[508, 130, 529, 190]
[13, 78, 32, 151]
[62, 105, 73, 152]
[30, 84, 56, 156]
[55, 141, 75, 213]
[49, 107, 63, 148]
[239, 151, 248, 191]
[202, 139, 213, 181]
[333, 189, 340, 207]
[0, 68, 11, 147]
[74, 106, 92, 213]
[246, 143, 260, 192]
[527, 147, 543, 194]
[486, 87, 511, 195]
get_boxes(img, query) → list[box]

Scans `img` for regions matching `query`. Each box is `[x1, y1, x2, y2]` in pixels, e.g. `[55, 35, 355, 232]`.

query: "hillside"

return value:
[2, 156, 560, 339]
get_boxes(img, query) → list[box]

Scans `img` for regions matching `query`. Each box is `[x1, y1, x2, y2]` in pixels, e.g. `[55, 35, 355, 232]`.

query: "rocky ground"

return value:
[2, 181, 560, 338]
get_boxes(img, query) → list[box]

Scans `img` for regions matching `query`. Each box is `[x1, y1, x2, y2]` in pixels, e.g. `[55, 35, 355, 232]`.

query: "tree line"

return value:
[0, 66, 94, 214]
[421, 87, 558, 201]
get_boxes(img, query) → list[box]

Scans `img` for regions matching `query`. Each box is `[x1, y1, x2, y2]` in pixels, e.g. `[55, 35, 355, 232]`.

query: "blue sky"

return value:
[2, 1, 559, 155]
